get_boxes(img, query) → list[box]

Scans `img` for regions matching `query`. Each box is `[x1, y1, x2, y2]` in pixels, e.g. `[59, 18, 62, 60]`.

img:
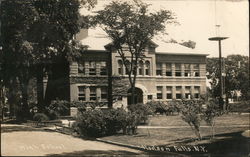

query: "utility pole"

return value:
[209, 35, 228, 111]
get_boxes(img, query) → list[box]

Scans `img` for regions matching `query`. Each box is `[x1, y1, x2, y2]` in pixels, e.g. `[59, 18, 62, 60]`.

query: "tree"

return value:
[179, 40, 196, 49]
[176, 99, 204, 140]
[202, 98, 222, 139]
[94, 0, 175, 105]
[0, 0, 96, 118]
[207, 55, 249, 102]
[1, 0, 40, 119]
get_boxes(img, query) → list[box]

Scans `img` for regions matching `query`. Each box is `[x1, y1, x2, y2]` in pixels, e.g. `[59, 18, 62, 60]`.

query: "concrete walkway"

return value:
[1, 124, 144, 156]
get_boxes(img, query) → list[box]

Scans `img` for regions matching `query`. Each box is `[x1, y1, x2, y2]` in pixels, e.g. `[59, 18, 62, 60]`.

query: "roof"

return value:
[79, 28, 111, 51]
[78, 28, 208, 55]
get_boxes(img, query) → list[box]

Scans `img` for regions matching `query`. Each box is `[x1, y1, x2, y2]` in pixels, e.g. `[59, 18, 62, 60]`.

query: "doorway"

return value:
[127, 87, 143, 105]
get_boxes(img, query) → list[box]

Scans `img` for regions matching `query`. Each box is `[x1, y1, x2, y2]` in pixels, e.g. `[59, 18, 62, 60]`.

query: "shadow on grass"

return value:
[158, 131, 249, 157]
[47, 149, 185, 157]
[1, 125, 54, 133]
[47, 150, 140, 156]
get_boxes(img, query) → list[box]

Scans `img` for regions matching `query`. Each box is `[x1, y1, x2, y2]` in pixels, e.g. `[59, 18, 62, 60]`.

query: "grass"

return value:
[100, 127, 249, 147]
[147, 113, 249, 126]
[100, 114, 249, 156]
[1, 124, 49, 133]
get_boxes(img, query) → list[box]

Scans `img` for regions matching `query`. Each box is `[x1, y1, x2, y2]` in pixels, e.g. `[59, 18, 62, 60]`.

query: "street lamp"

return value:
[208, 35, 228, 111]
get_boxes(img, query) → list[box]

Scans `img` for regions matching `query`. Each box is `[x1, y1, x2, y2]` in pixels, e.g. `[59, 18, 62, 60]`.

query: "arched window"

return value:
[145, 61, 150, 75]
[89, 61, 96, 75]
[125, 60, 130, 75]
[193, 64, 200, 77]
[78, 62, 85, 74]
[138, 61, 143, 75]
[118, 60, 123, 75]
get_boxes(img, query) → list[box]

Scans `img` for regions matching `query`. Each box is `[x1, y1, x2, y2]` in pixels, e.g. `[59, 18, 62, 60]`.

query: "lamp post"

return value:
[208, 36, 228, 111]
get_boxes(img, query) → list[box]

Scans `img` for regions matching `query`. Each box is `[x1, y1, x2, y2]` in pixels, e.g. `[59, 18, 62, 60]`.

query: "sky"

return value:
[80, 0, 249, 57]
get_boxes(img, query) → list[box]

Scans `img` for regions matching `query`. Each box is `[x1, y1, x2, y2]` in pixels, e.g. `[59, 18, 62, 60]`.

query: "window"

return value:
[118, 60, 123, 75]
[156, 86, 162, 99]
[147, 95, 153, 100]
[156, 64, 162, 76]
[145, 61, 150, 75]
[194, 86, 200, 98]
[101, 87, 107, 101]
[176, 86, 182, 99]
[166, 86, 172, 99]
[175, 64, 181, 77]
[193, 64, 200, 77]
[166, 63, 172, 76]
[89, 61, 96, 75]
[185, 86, 191, 99]
[138, 61, 143, 75]
[78, 86, 85, 101]
[78, 62, 85, 74]
[90, 87, 96, 101]
[125, 60, 130, 75]
[100, 61, 107, 75]
[184, 64, 191, 77]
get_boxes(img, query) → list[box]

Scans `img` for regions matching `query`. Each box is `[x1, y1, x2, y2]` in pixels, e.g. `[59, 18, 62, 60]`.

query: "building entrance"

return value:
[127, 87, 143, 105]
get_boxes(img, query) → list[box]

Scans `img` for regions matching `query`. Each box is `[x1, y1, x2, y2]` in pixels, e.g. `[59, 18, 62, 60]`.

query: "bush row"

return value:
[73, 108, 141, 137]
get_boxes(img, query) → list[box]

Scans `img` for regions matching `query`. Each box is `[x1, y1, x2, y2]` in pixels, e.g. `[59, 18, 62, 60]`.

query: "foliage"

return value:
[33, 113, 49, 122]
[146, 100, 180, 115]
[202, 98, 222, 138]
[112, 76, 130, 101]
[76, 109, 107, 137]
[94, 0, 175, 104]
[104, 108, 127, 135]
[179, 40, 196, 49]
[176, 99, 204, 140]
[207, 55, 249, 101]
[0, 0, 96, 117]
[228, 100, 250, 114]
[75, 108, 140, 137]
[1, 0, 40, 118]
[46, 100, 69, 119]
[128, 103, 153, 124]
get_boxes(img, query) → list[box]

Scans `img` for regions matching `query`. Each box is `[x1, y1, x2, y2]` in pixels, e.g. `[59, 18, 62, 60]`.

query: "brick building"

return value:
[67, 29, 208, 112]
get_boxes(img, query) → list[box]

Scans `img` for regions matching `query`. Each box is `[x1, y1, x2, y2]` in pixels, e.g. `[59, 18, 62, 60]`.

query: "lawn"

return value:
[147, 113, 250, 126]
[100, 114, 249, 156]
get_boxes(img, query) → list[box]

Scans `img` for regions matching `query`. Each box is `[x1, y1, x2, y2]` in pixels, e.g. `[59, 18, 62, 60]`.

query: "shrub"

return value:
[46, 100, 69, 119]
[126, 111, 141, 134]
[103, 108, 127, 135]
[70, 101, 88, 115]
[202, 98, 222, 139]
[76, 109, 107, 137]
[146, 101, 179, 115]
[228, 100, 250, 113]
[128, 103, 153, 124]
[75, 108, 140, 137]
[33, 113, 49, 122]
[176, 99, 204, 140]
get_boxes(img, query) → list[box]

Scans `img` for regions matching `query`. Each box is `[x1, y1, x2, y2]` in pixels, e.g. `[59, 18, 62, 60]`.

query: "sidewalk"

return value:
[1, 125, 143, 156]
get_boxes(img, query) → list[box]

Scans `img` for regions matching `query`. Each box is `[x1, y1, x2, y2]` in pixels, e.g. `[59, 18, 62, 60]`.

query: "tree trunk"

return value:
[36, 64, 44, 112]
[131, 84, 136, 105]
[189, 123, 202, 140]
[19, 80, 30, 120]
[211, 120, 215, 139]
[44, 59, 70, 114]
[107, 51, 113, 108]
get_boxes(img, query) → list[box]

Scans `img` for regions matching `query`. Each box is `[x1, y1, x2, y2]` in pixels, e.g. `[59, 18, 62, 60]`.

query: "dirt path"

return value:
[1, 124, 144, 156]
